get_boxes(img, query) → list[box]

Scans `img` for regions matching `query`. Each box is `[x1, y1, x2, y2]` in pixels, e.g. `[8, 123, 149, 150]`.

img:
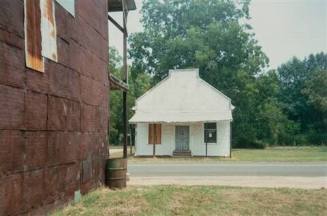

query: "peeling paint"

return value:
[40, 0, 58, 62]
[24, 0, 45, 73]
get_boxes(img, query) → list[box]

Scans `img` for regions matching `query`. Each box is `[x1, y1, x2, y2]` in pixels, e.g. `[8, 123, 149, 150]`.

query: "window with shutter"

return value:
[148, 124, 154, 144]
[204, 123, 217, 143]
[155, 124, 161, 144]
[148, 124, 161, 144]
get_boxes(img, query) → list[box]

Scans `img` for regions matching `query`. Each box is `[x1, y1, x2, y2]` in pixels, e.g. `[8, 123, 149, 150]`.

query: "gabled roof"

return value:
[129, 69, 234, 123]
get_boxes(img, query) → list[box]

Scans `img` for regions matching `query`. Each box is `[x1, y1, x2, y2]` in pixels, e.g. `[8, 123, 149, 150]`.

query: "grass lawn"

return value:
[231, 146, 327, 162]
[127, 146, 327, 163]
[53, 186, 327, 216]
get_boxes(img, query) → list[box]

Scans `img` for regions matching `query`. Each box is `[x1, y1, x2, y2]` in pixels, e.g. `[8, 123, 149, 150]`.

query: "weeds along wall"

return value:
[0, 0, 109, 215]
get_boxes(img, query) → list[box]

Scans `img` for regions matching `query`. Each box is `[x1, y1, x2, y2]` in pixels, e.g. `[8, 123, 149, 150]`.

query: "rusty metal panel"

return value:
[1, 0, 109, 214]
[40, 0, 58, 62]
[24, 0, 44, 73]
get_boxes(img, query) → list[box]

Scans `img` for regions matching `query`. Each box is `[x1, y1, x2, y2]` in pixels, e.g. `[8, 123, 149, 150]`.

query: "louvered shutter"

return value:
[155, 124, 161, 144]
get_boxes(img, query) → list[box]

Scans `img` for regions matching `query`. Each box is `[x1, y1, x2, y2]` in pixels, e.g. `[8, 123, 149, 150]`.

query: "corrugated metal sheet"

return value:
[130, 69, 234, 123]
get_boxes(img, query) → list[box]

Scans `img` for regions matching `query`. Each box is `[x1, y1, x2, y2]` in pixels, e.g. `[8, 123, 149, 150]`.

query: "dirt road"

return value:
[128, 162, 327, 189]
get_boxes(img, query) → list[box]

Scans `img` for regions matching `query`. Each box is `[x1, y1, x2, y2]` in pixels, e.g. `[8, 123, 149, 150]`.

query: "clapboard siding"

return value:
[135, 121, 231, 157]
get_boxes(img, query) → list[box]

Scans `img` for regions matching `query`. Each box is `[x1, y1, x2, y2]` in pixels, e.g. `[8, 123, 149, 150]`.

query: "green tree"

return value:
[302, 69, 327, 144]
[109, 47, 151, 145]
[129, 0, 269, 147]
[303, 70, 327, 113]
[254, 71, 294, 146]
[277, 52, 327, 144]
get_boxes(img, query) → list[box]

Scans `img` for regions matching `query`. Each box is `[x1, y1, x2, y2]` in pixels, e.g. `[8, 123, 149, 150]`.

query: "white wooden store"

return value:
[129, 69, 234, 157]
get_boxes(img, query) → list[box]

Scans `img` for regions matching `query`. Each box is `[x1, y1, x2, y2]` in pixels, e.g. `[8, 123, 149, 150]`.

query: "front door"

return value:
[175, 126, 189, 152]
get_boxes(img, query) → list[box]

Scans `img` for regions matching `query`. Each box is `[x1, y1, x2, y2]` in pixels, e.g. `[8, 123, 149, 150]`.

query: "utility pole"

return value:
[122, 0, 128, 158]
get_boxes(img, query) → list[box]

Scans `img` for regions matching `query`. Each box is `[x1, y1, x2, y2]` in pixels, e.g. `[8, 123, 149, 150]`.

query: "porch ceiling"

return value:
[108, 0, 136, 12]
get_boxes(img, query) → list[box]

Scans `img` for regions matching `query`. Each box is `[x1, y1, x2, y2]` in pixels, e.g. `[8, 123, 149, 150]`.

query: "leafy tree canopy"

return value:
[276, 53, 327, 144]
[129, 0, 268, 84]
[125, 0, 326, 147]
[109, 47, 151, 145]
[129, 0, 270, 147]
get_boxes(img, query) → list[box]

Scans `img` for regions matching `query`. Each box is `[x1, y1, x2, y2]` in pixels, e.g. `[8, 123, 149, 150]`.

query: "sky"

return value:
[109, 0, 327, 69]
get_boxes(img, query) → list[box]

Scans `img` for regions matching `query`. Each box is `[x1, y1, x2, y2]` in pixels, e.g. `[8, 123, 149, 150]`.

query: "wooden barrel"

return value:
[105, 158, 127, 189]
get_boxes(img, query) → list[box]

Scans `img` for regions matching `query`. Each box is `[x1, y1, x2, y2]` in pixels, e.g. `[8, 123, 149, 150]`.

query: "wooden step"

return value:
[173, 150, 192, 157]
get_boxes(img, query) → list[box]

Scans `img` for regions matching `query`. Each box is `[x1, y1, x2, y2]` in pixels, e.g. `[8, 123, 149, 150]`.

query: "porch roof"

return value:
[129, 69, 234, 124]
[109, 73, 128, 92]
[129, 111, 232, 123]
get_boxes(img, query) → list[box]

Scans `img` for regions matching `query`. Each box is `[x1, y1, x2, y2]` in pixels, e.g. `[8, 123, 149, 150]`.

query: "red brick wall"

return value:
[0, 0, 109, 215]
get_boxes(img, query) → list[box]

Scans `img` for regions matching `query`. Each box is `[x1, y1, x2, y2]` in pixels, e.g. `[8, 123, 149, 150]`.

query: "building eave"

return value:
[108, 0, 136, 12]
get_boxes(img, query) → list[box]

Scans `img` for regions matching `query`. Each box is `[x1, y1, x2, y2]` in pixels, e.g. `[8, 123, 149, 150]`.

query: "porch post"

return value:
[229, 121, 232, 158]
[205, 130, 208, 157]
[153, 143, 156, 157]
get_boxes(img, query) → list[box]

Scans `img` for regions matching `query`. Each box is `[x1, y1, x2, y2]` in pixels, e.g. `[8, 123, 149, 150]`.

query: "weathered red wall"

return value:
[0, 0, 109, 215]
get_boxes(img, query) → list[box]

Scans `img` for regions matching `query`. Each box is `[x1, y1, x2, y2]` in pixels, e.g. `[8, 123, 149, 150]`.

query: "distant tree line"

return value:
[275, 54, 326, 146]
[109, 0, 326, 148]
